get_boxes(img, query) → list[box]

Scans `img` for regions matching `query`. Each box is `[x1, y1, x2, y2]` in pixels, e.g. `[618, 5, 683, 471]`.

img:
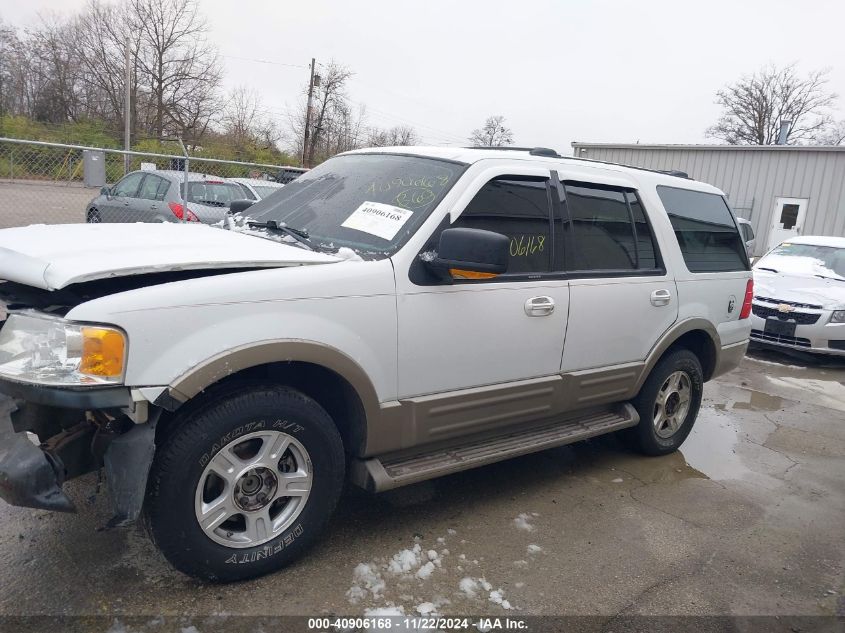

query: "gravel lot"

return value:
[0, 349, 843, 631]
[0, 180, 94, 228]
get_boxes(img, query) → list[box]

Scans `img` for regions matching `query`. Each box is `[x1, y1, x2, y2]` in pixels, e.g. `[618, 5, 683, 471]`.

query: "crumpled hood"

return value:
[753, 268, 845, 309]
[0, 223, 339, 290]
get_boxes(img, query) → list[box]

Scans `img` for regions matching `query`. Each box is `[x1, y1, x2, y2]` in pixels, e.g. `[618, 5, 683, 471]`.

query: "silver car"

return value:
[736, 217, 756, 259]
[86, 170, 246, 224]
[230, 177, 284, 200]
[750, 235, 845, 356]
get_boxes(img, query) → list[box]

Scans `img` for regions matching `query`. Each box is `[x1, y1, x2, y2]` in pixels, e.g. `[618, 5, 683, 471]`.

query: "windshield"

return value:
[236, 153, 464, 257]
[756, 242, 845, 280]
[182, 181, 244, 207]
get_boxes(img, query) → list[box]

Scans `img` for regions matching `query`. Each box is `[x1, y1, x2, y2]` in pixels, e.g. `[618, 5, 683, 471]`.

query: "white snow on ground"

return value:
[346, 562, 386, 603]
[513, 513, 536, 532]
[459, 577, 480, 597]
[488, 589, 513, 610]
[365, 606, 405, 616]
[612, 477, 624, 483]
[527, 544, 543, 554]
[416, 561, 436, 579]
[349, 533, 520, 614]
[387, 544, 422, 574]
[447, 528, 457, 535]
[416, 602, 436, 615]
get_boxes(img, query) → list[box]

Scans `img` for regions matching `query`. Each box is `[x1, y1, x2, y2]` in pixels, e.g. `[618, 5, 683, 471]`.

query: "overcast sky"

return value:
[3, 0, 845, 153]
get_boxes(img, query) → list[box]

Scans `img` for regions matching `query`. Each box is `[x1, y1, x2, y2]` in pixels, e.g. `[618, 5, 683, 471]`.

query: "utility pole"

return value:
[124, 36, 131, 174]
[301, 57, 316, 168]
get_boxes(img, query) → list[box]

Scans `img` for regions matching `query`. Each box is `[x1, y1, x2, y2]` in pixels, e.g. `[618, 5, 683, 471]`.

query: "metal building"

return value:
[570, 143, 845, 256]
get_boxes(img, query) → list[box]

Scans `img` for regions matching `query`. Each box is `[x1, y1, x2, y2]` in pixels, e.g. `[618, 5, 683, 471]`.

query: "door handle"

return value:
[123, 201, 130, 206]
[150, 204, 158, 210]
[525, 296, 555, 316]
[650, 289, 672, 306]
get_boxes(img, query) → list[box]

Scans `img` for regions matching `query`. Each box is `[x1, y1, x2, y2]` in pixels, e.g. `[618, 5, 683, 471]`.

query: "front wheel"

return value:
[86, 208, 101, 223]
[625, 349, 704, 455]
[144, 385, 345, 581]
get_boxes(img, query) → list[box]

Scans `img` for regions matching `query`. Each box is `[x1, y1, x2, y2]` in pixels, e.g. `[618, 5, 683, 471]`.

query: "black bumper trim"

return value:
[0, 379, 132, 410]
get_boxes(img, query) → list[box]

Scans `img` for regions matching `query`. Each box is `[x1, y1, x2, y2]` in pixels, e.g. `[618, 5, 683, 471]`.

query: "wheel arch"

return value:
[636, 319, 720, 392]
[157, 341, 382, 457]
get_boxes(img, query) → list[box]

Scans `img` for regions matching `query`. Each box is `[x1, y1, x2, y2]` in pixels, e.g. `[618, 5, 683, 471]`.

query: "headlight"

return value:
[0, 311, 126, 386]
[831, 311, 845, 323]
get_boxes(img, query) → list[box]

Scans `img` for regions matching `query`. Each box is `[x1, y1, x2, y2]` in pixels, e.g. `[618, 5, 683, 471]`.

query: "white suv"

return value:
[0, 146, 752, 581]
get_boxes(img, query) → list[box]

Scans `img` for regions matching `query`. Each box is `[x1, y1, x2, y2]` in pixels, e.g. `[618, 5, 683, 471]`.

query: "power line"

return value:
[221, 54, 309, 69]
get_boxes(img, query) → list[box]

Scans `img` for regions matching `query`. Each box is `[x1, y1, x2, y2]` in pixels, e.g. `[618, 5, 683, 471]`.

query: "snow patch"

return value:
[416, 561, 436, 579]
[416, 602, 436, 615]
[527, 544, 543, 554]
[335, 246, 364, 261]
[513, 513, 535, 532]
[611, 477, 624, 483]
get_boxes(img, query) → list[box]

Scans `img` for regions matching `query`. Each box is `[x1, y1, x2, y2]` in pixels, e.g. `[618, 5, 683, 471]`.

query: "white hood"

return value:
[0, 223, 339, 290]
[754, 268, 845, 310]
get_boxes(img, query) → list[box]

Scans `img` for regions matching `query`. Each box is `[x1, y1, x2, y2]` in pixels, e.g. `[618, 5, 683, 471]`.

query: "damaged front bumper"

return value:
[0, 381, 159, 521]
[0, 397, 75, 512]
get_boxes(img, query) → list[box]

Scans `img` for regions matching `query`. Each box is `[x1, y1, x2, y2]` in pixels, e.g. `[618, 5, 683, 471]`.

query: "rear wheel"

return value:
[625, 349, 703, 455]
[144, 385, 345, 581]
[86, 208, 101, 223]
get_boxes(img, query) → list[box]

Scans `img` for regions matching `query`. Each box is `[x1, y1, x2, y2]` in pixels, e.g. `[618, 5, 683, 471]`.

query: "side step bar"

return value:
[352, 403, 639, 492]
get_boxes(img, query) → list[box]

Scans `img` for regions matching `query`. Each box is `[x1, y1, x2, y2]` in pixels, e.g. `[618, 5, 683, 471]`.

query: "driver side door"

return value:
[396, 168, 570, 445]
[102, 172, 145, 222]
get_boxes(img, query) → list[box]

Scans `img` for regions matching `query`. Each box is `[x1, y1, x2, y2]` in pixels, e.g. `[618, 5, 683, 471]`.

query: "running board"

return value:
[351, 404, 638, 492]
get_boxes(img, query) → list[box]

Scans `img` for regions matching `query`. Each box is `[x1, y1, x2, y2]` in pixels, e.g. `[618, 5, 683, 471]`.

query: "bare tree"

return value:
[128, 0, 222, 141]
[220, 86, 281, 152]
[707, 64, 838, 145]
[367, 124, 419, 147]
[469, 115, 514, 147]
[73, 0, 137, 130]
[813, 120, 845, 146]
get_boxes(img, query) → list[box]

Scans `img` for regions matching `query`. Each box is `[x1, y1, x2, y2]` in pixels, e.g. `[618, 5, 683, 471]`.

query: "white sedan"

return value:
[751, 235, 845, 356]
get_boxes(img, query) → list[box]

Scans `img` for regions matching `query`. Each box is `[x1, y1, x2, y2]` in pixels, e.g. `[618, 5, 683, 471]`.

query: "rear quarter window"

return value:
[657, 185, 749, 273]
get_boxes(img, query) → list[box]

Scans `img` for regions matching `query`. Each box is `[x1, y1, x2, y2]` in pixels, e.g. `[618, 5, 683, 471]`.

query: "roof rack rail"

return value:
[466, 146, 562, 158]
[658, 169, 690, 179]
[465, 146, 692, 180]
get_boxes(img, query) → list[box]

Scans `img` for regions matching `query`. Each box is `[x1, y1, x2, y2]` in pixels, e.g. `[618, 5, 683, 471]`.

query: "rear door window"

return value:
[553, 181, 660, 273]
[657, 186, 749, 272]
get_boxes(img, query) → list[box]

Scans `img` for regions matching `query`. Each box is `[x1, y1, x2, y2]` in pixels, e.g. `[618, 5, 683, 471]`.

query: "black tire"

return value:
[624, 349, 703, 456]
[144, 385, 345, 582]
[86, 208, 101, 223]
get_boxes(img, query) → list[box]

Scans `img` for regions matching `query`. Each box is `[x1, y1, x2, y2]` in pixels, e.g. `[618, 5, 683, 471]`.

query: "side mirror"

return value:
[228, 199, 254, 215]
[100, 186, 111, 197]
[428, 227, 509, 280]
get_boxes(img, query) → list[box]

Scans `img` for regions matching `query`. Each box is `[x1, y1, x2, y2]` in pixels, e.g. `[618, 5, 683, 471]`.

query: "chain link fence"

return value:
[0, 138, 307, 228]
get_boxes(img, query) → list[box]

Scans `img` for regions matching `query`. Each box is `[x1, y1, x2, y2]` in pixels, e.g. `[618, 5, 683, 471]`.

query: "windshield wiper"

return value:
[815, 274, 845, 282]
[247, 220, 315, 251]
[757, 267, 778, 273]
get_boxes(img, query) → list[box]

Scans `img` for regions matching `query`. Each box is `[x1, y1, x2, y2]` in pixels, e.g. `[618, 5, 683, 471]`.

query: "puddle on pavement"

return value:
[710, 387, 784, 412]
[730, 389, 785, 411]
[763, 375, 845, 413]
[680, 409, 751, 480]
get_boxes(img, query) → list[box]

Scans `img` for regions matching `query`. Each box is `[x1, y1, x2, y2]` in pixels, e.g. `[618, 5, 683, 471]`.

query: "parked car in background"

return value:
[86, 170, 245, 224]
[737, 217, 756, 258]
[230, 177, 285, 200]
[751, 236, 845, 356]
